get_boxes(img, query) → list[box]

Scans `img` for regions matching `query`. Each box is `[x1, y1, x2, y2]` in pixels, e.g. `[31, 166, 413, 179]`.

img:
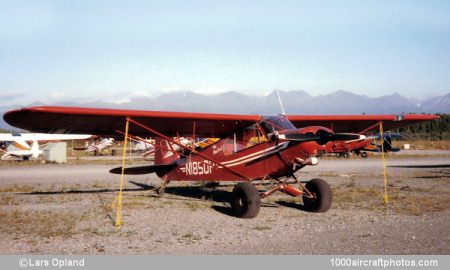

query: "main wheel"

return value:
[303, 178, 332, 212]
[361, 152, 368, 158]
[230, 182, 261, 218]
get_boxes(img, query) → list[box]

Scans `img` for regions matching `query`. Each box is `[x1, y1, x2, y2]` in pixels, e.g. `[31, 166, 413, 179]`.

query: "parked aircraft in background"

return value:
[131, 137, 155, 158]
[0, 133, 92, 160]
[324, 135, 371, 158]
[324, 132, 404, 158]
[87, 138, 115, 155]
[74, 137, 116, 156]
[131, 137, 218, 159]
[363, 133, 403, 153]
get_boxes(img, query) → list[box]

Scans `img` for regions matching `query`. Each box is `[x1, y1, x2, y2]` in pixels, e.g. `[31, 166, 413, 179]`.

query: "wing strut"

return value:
[359, 122, 382, 134]
[124, 117, 250, 180]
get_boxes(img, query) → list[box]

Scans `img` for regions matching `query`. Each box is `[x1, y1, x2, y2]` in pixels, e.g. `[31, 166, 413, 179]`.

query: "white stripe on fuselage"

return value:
[179, 142, 289, 172]
[220, 142, 289, 167]
[221, 142, 289, 165]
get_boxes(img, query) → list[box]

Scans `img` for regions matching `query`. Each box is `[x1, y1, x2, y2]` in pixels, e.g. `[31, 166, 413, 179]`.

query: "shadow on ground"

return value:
[275, 200, 307, 211]
[388, 164, 450, 169]
[19, 180, 309, 217]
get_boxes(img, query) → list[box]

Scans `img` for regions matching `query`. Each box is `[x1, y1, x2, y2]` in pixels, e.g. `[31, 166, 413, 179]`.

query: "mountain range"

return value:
[1, 90, 449, 131]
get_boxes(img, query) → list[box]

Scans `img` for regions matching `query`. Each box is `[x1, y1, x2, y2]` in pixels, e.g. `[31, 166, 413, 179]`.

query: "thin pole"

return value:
[115, 119, 129, 227]
[379, 121, 389, 205]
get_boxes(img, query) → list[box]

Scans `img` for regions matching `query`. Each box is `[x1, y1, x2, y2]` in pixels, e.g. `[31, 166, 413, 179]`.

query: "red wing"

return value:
[287, 114, 438, 133]
[3, 106, 261, 137]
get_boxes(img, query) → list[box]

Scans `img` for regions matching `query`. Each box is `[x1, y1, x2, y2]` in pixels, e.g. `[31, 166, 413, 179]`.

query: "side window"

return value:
[222, 137, 235, 156]
[222, 124, 268, 156]
[235, 124, 267, 152]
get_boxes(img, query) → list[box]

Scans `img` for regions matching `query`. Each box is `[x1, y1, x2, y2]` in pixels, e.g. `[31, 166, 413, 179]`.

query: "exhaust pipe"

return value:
[282, 184, 302, 197]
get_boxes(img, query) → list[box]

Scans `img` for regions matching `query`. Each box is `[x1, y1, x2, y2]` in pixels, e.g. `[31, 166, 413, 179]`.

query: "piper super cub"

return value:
[3, 106, 437, 218]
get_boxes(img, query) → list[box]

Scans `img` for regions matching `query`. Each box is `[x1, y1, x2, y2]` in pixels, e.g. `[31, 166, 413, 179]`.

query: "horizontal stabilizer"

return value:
[109, 163, 176, 175]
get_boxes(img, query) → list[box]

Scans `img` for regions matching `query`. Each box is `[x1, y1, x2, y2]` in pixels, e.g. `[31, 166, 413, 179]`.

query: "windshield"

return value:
[260, 115, 296, 133]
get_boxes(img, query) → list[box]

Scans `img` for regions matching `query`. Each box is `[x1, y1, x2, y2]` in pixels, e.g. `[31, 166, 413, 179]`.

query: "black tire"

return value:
[361, 152, 368, 158]
[230, 182, 261, 218]
[343, 152, 350, 158]
[303, 178, 332, 212]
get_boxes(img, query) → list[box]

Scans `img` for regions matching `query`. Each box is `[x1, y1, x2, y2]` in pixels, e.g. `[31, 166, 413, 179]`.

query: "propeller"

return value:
[280, 130, 364, 144]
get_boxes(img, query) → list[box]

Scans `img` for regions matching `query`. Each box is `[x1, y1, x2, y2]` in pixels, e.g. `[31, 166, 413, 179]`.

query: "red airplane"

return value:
[322, 131, 404, 158]
[3, 107, 437, 218]
[323, 138, 372, 158]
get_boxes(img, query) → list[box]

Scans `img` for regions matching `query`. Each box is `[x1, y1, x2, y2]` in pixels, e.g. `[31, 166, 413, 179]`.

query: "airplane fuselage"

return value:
[158, 116, 328, 182]
[168, 140, 321, 181]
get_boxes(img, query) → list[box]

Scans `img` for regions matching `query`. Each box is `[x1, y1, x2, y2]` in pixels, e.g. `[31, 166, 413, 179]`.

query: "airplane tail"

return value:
[1, 151, 11, 160]
[154, 137, 180, 165]
[383, 136, 392, 152]
[382, 136, 400, 152]
[30, 140, 40, 159]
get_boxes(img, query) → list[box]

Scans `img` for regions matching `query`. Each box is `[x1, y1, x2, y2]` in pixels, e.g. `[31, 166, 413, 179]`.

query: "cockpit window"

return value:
[260, 115, 296, 133]
[222, 123, 268, 155]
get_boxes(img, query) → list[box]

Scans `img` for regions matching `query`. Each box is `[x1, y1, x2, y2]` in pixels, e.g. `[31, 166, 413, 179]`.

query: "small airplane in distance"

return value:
[3, 106, 438, 218]
[74, 137, 116, 156]
[324, 132, 404, 158]
[130, 137, 155, 158]
[363, 133, 403, 153]
[0, 133, 93, 160]
[324, 135, 371, 158]
[131, 137, 218, 159]
[86, 138, 115, 156]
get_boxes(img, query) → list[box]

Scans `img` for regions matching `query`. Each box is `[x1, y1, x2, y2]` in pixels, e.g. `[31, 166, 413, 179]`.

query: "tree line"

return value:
[397, 114, 450, 140]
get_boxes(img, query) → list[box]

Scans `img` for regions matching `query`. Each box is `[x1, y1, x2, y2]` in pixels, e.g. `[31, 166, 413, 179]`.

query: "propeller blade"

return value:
[281, 133, 321, 142]
[326, 133, 364, 142]
[281, 132, 364, 143]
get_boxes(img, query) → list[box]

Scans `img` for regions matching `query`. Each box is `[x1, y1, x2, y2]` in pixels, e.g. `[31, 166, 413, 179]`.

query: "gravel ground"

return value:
[0, 154, 449, 254]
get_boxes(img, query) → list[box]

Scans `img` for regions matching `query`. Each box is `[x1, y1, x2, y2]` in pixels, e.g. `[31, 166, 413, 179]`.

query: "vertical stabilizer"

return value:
[30, 140, 40, 159]
[154, 137, 180, 165]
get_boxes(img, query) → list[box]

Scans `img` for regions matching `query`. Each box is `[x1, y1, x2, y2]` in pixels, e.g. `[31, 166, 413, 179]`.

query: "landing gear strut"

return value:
[157, 180, 170, 196]
[229, 177, 333, 218]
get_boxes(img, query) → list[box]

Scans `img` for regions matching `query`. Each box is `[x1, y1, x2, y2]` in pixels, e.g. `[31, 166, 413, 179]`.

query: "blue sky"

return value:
[1, 0, 449, 106]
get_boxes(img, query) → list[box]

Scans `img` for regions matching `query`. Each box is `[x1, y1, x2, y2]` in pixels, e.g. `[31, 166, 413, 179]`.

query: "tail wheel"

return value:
[230, 182, 261, 218]
[303, 178, 332, 212]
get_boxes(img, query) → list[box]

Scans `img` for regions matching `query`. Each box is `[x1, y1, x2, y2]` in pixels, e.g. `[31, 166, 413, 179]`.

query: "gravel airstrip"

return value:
[0, 152, 449, 254]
